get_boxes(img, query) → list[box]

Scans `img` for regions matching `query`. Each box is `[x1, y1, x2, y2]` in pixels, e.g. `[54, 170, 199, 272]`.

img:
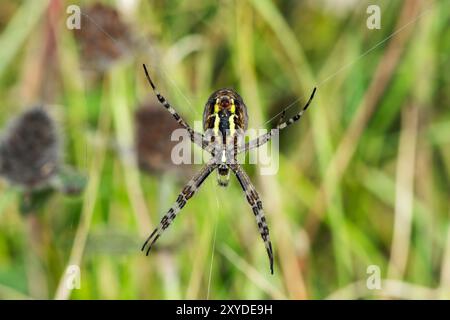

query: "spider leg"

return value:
[238, 87, 316, 154]
[229, 164, 274, 274]
[277, 109, 286, 127]
[142, 64, 210, 151]
[142, 161, 217, 254]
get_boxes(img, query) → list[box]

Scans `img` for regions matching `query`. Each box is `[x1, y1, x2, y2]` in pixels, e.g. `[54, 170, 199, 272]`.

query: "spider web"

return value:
[260, 2, 435, 128]
[206, 178, 220, 299]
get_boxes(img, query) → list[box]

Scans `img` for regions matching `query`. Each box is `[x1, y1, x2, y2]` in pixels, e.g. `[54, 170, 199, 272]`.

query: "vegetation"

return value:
[0, 0, 448, 299]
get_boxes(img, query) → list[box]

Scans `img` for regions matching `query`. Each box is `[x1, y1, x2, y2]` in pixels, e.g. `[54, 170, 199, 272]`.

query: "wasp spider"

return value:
[141, 64, 316, 274]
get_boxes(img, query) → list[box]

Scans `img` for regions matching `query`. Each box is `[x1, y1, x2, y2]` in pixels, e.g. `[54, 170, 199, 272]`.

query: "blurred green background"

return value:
[0, 0, 449, 300]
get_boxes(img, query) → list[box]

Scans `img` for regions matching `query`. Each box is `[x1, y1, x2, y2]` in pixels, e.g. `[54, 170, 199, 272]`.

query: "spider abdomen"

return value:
[217, 165, 230, 187]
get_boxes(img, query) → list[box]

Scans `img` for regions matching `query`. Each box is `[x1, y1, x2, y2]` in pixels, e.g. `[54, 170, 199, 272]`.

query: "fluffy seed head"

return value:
[135, 104, 191, 175]
[0, 107, 60, 190]
[74, 3, 133, 72]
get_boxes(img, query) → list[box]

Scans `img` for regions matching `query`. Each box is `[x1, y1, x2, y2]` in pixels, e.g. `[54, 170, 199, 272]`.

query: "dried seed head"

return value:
[74, 3, 133, 72]
[135, 104, 192, 175]
[0, 107, 60, 190]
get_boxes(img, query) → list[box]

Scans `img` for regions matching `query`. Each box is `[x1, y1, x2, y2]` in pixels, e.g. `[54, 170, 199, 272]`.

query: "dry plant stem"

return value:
[0, 283, 31, 299]
[54, 85, 111, 300]
[236, 1, 307, 298]
[249, 0, 353, 286]
[185, 180, 218, 299]
[25, 213, 48, 299]
[0, 0, 49, 80]
[220, 245, 287, 299]
[326, 279, 439, 300]
[387, 105, 419, 279]
[113, 66, 175, 297]
[305, 0, 423, 236]
[110, 66, 152, 235]
[157, 175, 181, 299]
[260, 178, 308, 298]
[20, 30, 45, 105]
[439, 219, 450, 298]
[20, 0, 61, 105]
[186, 210, 215, 298]
[206, 204, 218, 300]
[158, 252, 181, 299]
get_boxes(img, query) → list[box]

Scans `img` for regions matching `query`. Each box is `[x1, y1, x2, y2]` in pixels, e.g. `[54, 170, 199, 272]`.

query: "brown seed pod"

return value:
[74, 3, 133, 72]
[135, 103, 193, 175]
[0, 107, 60, 190]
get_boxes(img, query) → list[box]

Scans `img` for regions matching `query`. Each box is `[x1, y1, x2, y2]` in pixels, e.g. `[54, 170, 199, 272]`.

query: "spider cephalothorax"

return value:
[141, 64, 316, 274]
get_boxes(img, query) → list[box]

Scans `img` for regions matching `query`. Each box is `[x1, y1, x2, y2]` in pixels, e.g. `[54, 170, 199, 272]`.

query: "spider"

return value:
[141, 64, 316, 274]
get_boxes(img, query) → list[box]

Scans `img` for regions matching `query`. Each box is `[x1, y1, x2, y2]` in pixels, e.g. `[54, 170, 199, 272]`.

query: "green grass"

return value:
[0, 0, 449, 299]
